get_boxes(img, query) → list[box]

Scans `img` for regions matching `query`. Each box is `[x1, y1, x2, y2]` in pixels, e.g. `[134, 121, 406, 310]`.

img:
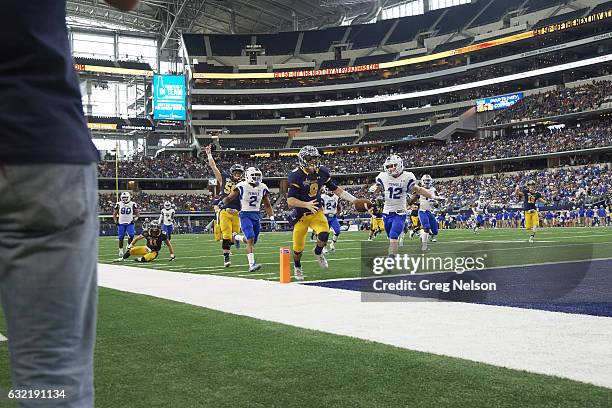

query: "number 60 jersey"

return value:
[375, 171, 417, 214]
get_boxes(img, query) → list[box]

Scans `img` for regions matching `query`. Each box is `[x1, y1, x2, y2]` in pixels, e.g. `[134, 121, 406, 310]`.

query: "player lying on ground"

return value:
[515, 180, 546, 242]
[121, 220, 175, 262]
[368, 155, 443, 257]
[222, 167, 274, 272]
[113, 191, 139, 259]
[205, 144, 245, 267]
[287, 146, 359, 281]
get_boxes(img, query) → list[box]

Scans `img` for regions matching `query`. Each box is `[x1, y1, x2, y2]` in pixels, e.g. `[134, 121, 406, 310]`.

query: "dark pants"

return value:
[0, 163, 98, 407]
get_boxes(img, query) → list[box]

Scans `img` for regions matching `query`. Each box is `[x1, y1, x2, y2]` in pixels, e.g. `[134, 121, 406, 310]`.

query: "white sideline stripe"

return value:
[98, 264, 612, 389]
[0, 333, 6, 342]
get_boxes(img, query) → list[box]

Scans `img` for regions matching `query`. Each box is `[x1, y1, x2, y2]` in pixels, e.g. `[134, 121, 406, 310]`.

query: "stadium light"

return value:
[192, 54, 612, 111]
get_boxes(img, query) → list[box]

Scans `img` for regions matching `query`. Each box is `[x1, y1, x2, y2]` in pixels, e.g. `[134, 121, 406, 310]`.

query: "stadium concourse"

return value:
[5, 0, 612, 407]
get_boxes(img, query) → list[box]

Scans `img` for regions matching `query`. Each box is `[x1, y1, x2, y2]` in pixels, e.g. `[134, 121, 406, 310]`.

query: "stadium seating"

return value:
[525, 0, 564, 12]
[182, 33, 206, 56]
[209, 34, 252, 56]
[306, 121, 360, 132]
[434, 3, 480, 34]
[224, 125, 283, 134]
[291, 137, 357, 148]
[256, 32, 300, 55]
[220, 137, 288, 149]
[386, 10, 446, 45]
[361, 126, 428, 142]
[300, 26, 347, 54]
[118, 60, 152, 70]
[533, 8, 588, 29]
[468, 0, 523, 28]
[591, 0, 612, 14]
[432, 37, 473, 54]
[320, 59, 351, 69]
[348, 20, 395, 49]
[353, 53, 398, 66]
[74, 57, 116, 67]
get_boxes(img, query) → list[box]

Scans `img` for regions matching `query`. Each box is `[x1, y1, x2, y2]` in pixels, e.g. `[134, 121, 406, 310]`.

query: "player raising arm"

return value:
[287, 146, 359, 280]
[368, 155, 443, 257]
[205, 144, 245, 267]
[515, 180, 546, 242]
[223, 167, 274, 272]
[122, 220, 175, 262]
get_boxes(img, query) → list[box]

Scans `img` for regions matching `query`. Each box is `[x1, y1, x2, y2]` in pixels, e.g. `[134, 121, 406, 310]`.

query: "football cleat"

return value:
[399, 237, 404, 247]
[114, 257, 124, 262]
[136, 257, 146, 263]
[249, 264, 262, 273]
[529, 236, 534, 243]
[431, 238, 437, 243]
[224, 260, 231, 267]
[314, 249, 329, 269]
[294, 267, 304, 281]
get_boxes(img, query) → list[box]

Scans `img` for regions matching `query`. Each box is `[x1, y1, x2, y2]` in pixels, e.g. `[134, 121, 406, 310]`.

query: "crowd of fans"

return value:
[489, 81, 612, 124]
[97, 120, 612, 179]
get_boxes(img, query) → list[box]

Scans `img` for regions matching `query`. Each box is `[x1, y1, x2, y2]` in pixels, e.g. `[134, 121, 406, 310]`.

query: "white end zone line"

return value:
[98, 263, 612, 389]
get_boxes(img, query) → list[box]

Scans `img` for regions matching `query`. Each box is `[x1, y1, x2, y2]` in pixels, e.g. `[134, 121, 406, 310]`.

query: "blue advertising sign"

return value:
[153, 75, 186, 121]
[475, 92, 523, 113]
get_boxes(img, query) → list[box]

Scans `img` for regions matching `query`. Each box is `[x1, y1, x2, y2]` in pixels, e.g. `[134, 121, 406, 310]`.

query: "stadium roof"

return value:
[66, 0, 402, 51]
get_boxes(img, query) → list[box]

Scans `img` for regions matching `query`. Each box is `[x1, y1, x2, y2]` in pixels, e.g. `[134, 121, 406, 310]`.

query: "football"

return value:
[354, 198, 373, 212]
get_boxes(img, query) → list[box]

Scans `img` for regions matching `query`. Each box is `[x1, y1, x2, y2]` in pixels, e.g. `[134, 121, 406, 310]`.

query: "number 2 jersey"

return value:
[235, 181, 269, 212]
[288, 166, 338, 220]
[115, 201, 138, 224]
[375, 171, 417, 214]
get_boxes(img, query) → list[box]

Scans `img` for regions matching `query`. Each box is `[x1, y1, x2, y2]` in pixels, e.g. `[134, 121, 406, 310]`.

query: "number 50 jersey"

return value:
[375, 171, 417, 214]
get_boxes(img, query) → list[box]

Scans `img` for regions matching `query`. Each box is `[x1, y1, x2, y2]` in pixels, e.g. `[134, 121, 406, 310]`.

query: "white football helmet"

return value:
[245, 167, 262, 185]
[120, 192, 131, 203]
[384, 155, 404, 177]
[421, 174, 433, 188]
[479, 195, 485, 202]
[321, 186, 329, 196]
[164, 201, 172, 210]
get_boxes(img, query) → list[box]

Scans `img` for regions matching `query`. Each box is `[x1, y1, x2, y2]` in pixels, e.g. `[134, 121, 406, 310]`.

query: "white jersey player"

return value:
[158, 201, 176, 239]
[223, 167, 274, 272]
[113, 192, 140, 259]
[472, 195, 488, 233]
[321, 189, 341, 253]
[368, 155, 441, 256]
[417, 175, 440, 251]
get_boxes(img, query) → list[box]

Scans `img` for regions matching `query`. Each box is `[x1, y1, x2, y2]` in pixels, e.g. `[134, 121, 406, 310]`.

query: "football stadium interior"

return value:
[2, 0, 612, 406]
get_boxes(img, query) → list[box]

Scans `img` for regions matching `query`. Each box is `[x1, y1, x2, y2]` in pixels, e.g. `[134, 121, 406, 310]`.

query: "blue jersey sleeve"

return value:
[321, 167, 338, 191]
[287, 170, 304, 199]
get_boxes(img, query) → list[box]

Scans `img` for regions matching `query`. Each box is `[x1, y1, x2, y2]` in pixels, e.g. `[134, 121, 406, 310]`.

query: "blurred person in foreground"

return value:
[0, 0, 139, 406]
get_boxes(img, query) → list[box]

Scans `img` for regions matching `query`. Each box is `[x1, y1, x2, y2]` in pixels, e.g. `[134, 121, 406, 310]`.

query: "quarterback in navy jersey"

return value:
[287, 146, 359, 280]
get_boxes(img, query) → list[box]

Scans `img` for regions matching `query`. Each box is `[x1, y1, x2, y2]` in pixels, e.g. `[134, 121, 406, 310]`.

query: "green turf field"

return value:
[98, 227, 612, 282]
[1, 288, 611, 408]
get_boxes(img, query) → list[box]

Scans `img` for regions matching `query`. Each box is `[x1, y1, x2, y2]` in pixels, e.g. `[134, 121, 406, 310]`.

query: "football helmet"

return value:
[149, 220, 161, 237]
[384, 155, 404, 177]
[297, 145, 321, 170]
[230, 164, 245, 179]
[120, 192, 131, 203]
[164, 201, 172, 210]
[321, 186, 329, 196]
[245, 167, 263, 185]
[421, 174, 433, 188]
